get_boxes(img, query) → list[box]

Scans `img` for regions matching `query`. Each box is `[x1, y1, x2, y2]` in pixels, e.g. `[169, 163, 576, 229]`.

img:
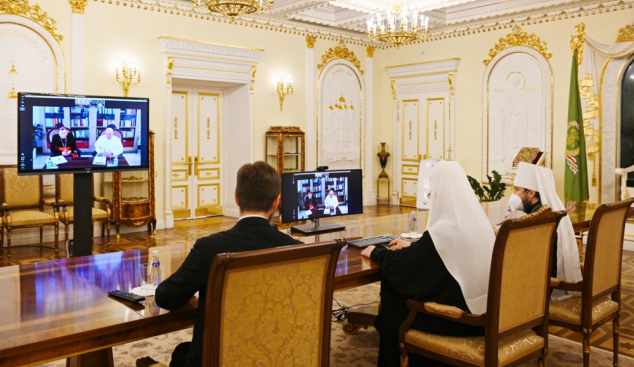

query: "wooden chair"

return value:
[398, 206, 566, 367]
[137, 239, 345, 367]
[0, 166, 59, 258]
[52, 174, 112, 245]
[548, 198, 634, 367]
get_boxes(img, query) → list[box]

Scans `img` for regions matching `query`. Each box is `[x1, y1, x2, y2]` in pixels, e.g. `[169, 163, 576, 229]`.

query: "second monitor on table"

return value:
[281, 169, 363, 234]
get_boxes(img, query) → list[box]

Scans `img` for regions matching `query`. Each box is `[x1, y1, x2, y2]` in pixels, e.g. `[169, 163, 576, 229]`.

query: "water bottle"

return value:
[409, 211, 419, 237]
[113, 156, 119, 166]
[151, 250, 161, 288]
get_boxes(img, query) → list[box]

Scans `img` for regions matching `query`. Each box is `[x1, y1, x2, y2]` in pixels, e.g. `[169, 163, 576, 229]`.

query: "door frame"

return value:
[159, 37, 263, 228]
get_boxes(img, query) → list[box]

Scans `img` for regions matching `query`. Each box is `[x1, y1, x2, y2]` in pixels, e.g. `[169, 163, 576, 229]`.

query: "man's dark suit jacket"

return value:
[155, 216, 303, 367]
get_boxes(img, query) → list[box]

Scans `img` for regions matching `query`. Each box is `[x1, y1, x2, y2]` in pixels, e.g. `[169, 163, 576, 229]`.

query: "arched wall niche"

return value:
[316, 58, 364, 172]
[0, 12, 66, 165]
[482, 45, 553, 182]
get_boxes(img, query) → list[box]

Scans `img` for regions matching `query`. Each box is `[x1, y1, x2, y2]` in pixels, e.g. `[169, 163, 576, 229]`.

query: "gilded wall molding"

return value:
[306, 35, 316, 48]
[317, 40, 363, 75]
[250, 65, 256, 82]
[166, 57, 174, 75]
[366, 46, 375, 58]
[70, 0, 88, 14]
[483, 25, 551, 66]
[0, 0, 63, 41]
[570, 23, 586, 65]
[617, 24, 634, 43]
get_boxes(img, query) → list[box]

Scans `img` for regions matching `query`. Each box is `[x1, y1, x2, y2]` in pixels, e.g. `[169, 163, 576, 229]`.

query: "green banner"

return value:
[564, 49, 589, 208]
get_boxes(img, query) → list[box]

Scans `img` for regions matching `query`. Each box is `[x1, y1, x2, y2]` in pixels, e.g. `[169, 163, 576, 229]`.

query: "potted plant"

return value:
[467, 170, 506, 202]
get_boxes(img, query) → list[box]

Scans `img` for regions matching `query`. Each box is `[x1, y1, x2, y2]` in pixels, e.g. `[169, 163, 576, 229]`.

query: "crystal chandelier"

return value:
[192, 0, 272, 17]
[367, 6, 429, 48]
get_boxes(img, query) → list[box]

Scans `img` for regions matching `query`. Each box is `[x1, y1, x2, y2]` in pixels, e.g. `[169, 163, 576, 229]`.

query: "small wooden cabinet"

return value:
[103, 131, 156, 238]
[265, 126, 305, 174]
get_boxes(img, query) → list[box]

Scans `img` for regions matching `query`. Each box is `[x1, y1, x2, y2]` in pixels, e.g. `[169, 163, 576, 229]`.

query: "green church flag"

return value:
[564, 49, 589, 209]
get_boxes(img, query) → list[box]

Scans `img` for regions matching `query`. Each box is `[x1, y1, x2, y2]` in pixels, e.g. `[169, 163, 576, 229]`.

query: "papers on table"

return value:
[324, 208, 330, 215]
[50, 156, 67, 165]
[93, 156, 107, 165]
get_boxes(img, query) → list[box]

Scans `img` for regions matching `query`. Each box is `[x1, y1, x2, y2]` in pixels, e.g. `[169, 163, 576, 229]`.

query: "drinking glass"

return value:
[139, 263, 153, 291]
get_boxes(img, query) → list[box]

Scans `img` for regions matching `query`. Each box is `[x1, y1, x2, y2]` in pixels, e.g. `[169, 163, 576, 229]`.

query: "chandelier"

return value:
[367, 6, 429, 48]
[192, 0, 272, 17]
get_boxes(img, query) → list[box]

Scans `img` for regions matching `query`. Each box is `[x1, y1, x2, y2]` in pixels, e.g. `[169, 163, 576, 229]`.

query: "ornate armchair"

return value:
[549, 198, 634, 367]
[136, 240, 345, 367]
[398, 206, 566, 367]
[52, 174, 112, 245]
[0, 166, 59, 258]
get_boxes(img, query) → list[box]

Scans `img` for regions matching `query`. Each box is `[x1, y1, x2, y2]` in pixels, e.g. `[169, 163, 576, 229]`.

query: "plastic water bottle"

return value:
[151, 250, 161, 288]
[409, 211, 419, 237]
[113, 156, 119, 166]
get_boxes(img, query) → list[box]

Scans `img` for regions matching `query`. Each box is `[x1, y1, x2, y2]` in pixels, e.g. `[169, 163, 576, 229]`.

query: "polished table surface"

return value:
[0, 203, 598, 366]
[42, 156, 129, 170]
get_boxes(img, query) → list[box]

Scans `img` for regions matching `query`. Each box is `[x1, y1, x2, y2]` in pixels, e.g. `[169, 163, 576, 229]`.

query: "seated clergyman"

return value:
[360, 160, 496, 367]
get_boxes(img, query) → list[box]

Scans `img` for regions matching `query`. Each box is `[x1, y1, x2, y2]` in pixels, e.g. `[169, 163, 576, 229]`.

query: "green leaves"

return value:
[467, 170, 506, 202]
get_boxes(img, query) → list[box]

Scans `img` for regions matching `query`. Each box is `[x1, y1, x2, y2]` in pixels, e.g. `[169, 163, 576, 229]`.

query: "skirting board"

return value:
[4, 220, 166, 247]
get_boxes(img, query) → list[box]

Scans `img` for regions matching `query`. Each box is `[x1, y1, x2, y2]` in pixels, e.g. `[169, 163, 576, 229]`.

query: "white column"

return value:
[364, 47, 376, 206]
[305, 36, 316, 170]
[392, 97, 399, 205]
[164, 69, 174, 229]
[71, 13, 85, 93]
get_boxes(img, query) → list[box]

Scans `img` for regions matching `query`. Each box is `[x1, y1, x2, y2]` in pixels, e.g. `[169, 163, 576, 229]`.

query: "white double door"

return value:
[397, 92, 450, 207]
[170, 88, 223, 219]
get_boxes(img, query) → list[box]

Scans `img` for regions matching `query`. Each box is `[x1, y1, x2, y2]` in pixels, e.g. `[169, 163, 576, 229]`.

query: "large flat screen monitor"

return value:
[17, 92, 149, 175]
[280, 169, 363, 234]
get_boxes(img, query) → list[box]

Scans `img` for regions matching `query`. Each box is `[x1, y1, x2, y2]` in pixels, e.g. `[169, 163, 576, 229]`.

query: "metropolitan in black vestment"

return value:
[362, 161, 497, 367]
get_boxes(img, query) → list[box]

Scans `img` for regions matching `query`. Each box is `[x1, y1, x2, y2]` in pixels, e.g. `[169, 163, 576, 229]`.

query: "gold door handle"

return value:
[186, 156, 192, 176]
[194, 156, 199, 177]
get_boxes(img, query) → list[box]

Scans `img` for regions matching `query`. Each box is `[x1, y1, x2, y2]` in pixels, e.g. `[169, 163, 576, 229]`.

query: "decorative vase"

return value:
[377, 142, 390, 179]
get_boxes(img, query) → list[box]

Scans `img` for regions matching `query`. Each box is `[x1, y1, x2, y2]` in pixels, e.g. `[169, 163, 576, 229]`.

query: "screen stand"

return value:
[72, 173, 94, 257]
[290, 218, 345, 234]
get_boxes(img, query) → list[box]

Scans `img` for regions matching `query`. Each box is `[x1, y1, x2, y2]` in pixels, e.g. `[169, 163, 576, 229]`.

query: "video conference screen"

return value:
[17, 92, 149, 175]
[280, 169, 363, 223]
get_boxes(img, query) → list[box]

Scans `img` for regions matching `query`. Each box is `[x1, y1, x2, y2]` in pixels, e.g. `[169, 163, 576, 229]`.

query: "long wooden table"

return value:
[0, 205, 598, 367]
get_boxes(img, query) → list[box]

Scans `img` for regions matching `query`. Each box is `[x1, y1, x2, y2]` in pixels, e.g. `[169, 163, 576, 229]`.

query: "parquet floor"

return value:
[1, 205, 632, 358]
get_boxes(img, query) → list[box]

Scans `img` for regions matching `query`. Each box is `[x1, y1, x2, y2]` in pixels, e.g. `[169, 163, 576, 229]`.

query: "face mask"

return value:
[509, 193, 525, 211]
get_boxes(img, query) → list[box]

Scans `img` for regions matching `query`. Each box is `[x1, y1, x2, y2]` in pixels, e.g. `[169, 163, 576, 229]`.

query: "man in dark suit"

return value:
[155, 161, 303, 367]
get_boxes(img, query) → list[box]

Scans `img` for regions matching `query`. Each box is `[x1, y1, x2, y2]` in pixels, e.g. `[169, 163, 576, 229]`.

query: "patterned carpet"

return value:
[34, 283, 634, 367]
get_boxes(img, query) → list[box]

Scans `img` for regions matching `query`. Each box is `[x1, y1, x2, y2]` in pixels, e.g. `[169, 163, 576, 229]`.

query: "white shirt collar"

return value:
[238, 214, 268, 222]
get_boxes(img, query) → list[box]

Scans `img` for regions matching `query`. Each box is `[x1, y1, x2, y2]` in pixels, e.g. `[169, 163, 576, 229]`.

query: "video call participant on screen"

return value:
[155, 161, 303, 367]
[361, 161, 495, 367]
[50, 126, 81, 158]
[324, 189, 339, 210]
[303, 190, 317, 210]
[94, 127, 123, 157]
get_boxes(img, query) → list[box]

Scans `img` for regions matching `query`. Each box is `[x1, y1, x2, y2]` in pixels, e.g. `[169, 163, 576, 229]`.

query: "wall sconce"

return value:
[115, 58, 141, 97]
[277, 74, 293, 111]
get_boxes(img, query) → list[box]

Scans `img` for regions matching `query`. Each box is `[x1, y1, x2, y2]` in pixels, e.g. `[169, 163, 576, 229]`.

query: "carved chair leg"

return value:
[54, 223, 59, 254]
[39, 227, 43, 245]
[116, 222, 120, 239]
[106, 220, 110, 245]
[614, 319, 620, 367]
[583, 336, 591, 367]
[538, 355, 545, 367]
[65, 223, 69, 243]
[400, 352, 409, 367]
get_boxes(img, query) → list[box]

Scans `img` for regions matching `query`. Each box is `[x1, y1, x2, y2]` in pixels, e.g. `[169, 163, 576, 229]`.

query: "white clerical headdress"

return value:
[427, 161, 496, 315]
[514, 162, 539, 191]
[515, 163, 583, 300]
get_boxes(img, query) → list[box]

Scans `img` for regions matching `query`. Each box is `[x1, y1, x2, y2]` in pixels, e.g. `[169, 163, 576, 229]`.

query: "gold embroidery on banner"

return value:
[483, 25, 551, 66]
[0, 0, 63, 41]
[69, 0, 87, 14]
[617, 24, 634, 43]
[306, 35, 316, 48]
[317, 40, 363, 75]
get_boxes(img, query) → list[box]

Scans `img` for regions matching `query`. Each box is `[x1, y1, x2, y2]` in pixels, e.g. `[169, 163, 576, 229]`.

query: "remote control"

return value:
[108, 290, 145, 303]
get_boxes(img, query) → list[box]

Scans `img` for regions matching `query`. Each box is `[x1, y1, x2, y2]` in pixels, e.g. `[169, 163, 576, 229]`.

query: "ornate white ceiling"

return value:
[156, 0, 630, 46]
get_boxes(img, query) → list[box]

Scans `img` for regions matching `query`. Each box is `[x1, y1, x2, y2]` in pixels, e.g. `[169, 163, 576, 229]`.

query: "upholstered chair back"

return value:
[586, 201, 632, 298]
[57, 174, 74, 205]
[490, 206, 566, 334]
[203, 240, 345, 367]
[0, 166, 42, 208]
